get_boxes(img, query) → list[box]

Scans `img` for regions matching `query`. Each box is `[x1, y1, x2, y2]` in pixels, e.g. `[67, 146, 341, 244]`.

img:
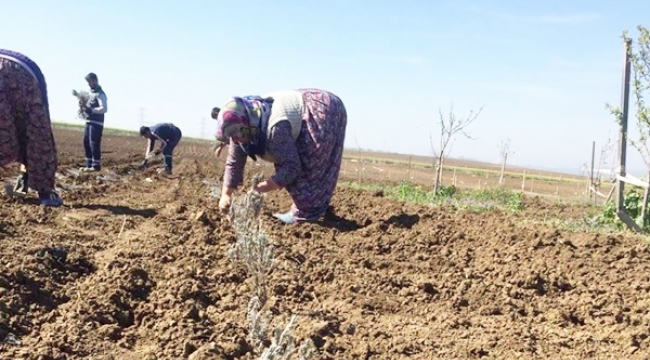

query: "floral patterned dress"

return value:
[223, 89, 347, 221]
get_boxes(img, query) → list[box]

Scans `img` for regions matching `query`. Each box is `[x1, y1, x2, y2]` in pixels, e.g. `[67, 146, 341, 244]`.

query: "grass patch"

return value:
[539, 216, 621, 234]
[53, 121, 139, 137]
[342, 181, 385, 193]
[341, 180, 643, 235]
[341, 181, 524, 213]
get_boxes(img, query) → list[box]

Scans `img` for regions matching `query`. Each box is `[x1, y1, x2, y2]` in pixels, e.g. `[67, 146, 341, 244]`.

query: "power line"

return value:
[139, 107, 146, 127]
[200, 117, 206, 139]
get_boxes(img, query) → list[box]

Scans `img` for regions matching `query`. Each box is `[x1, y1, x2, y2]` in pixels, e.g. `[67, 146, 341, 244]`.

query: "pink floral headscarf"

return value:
[214, 95, 273, 142]
[214, 97, 250, 142]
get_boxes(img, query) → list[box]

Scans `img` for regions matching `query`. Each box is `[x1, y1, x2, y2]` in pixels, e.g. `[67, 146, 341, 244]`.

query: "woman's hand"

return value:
[214, 143, 226, 157]
[219, 193, 232, 212]
[219, 187, 235, 212]
[254, 179, 281, 193]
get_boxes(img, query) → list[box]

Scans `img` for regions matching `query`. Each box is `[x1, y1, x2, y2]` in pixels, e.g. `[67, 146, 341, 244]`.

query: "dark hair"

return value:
[85, 72, 98, 81]
[211, 107, 220, 119]
[139, 126, 150, 136]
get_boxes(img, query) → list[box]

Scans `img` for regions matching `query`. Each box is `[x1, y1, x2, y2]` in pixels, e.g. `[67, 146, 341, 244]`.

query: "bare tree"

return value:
[498, 138, 513, 185]
[597, 137, 615, 181]
[430, 104, 483, 194]
[594, 137, 615, 200]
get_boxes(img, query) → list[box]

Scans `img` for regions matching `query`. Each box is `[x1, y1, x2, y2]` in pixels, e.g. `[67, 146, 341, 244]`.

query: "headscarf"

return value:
[215, 95, 274, 160]
[210, 107, 221, 120]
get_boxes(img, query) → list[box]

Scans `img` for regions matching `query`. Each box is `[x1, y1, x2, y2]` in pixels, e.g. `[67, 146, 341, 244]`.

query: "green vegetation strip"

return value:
[52, 122, 601, 186]
[52, 122, 212, 144]
[340, 181, 525, 213]
[340, 180, 636, 235]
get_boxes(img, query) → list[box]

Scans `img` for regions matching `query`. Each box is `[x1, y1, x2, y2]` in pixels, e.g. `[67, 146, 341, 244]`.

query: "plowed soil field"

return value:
[1, 128, 649, 359]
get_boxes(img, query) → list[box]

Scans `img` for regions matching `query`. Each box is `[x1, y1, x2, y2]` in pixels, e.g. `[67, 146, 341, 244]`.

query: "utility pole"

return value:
[139, 107, 146, 127]
[200, 117, 206, 139]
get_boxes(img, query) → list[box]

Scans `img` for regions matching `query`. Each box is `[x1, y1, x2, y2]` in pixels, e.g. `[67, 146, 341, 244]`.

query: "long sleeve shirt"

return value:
[145, 123, 181, 156]
[88, 92, 107, 114]
[224, 121, 301, 189]
[85, 86, 108, 126]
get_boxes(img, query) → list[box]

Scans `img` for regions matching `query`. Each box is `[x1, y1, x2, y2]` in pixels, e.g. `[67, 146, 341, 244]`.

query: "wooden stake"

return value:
[589, 140, 596, 201]
[118, 216, 127, 239]
[614, 39, 642, 233]
[499, 153, 507, 184]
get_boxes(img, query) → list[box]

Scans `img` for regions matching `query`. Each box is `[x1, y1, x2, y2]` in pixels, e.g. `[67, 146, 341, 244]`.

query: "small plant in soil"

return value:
[228, 174, 316, 359]
[228, 174, 274, 304]
[73, 90, 91, 120]
[258, 314, 317, 360]
[601, 187, 650, 231]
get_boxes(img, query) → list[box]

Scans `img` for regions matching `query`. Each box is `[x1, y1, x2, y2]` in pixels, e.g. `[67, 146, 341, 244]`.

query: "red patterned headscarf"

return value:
[214, 95, 273, 142]
[215, 97, 250, 141]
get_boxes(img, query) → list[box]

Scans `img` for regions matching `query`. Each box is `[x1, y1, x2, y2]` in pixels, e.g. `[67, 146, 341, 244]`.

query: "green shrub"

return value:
[600, 188, 650, 231]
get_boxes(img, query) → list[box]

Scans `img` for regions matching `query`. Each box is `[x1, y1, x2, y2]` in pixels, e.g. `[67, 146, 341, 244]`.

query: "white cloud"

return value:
[354, 52, 429, 66]
[425, 31, 521, 45]
[549, 57, 583, 69]
[395, 56, 428, 65]
[537, 13, 602, 24]
[465, 5, 603, 25]
[475, 82, 560, 98]
[489, 11, 602, 24]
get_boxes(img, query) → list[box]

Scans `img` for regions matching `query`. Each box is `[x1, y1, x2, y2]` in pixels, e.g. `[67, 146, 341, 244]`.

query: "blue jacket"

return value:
[85, 86, 107, 127]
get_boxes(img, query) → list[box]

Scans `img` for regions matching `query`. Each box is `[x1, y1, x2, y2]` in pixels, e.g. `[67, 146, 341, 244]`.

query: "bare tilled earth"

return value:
[1, 128, 650, 359]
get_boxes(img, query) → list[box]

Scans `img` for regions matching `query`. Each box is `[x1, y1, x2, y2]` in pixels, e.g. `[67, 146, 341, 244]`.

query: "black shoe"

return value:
[38, 191, 63, 207]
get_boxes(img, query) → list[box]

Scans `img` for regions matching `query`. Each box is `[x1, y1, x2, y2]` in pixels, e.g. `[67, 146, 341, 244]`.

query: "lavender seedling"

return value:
[228, 174, 275, 303]
[259, 315, 317, 360]
[248, 297, 316, 360]
[227, 174, 316, 359]
[72, 90, 91, 120]
[247, 295, 270, 351]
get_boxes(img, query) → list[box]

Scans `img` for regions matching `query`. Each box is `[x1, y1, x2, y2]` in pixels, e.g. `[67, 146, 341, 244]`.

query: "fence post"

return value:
[615, 38, 642, 232]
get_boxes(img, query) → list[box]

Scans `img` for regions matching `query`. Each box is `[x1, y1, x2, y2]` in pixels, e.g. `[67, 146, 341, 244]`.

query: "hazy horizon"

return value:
[4, 1, 650, 177]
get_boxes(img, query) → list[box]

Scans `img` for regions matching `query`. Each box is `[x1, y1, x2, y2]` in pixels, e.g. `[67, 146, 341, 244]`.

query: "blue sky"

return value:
[3, 1, 650, 175]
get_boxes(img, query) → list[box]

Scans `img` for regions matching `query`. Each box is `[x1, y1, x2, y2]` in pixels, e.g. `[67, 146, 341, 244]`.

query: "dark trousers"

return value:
[83, 123, 103, 168]
[162, 129, 182, 170]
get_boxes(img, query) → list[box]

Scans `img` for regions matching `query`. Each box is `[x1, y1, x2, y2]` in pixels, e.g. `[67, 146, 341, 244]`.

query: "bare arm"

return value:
[145, 139, 155, 156]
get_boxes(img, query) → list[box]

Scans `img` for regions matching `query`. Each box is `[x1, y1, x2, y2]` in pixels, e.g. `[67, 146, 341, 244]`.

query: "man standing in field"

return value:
[72, 72, 107, 172]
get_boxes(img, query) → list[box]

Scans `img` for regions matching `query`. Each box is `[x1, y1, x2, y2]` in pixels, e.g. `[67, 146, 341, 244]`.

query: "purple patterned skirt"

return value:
[286, 89, 347, 221]
[0, 57, 58, 192]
